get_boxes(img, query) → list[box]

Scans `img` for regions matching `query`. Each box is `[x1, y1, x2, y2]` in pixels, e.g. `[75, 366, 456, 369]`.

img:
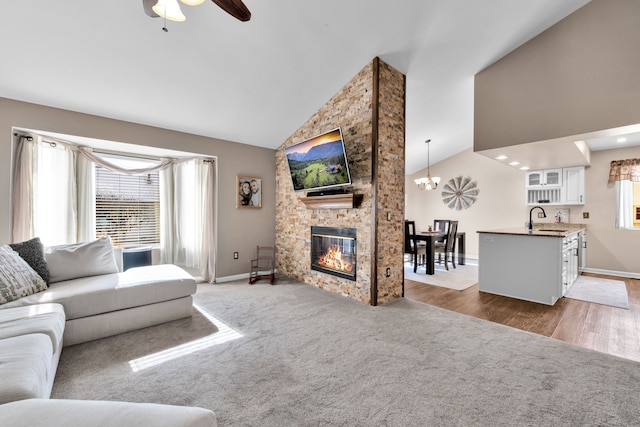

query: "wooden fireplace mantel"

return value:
[300, 193, 363, 209]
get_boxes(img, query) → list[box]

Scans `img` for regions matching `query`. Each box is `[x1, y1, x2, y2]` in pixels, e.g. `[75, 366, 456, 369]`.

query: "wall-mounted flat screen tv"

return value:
[284, 128, 352, 192]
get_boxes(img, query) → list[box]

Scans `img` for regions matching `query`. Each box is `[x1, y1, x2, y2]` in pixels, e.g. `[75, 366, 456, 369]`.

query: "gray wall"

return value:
[0, 97, 276, 279]
[474, 0, 640, 151]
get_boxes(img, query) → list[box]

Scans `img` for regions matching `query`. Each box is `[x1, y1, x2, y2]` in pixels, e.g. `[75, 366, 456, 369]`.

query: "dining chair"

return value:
[404, 220, 425, 268]
[434, 220, 458, 270]
[433, 219, 450, 244]
[433, 219, 450, 232]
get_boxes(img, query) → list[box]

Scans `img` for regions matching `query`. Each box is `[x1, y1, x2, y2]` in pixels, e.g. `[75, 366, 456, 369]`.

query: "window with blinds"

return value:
[95, 165, 160, 247]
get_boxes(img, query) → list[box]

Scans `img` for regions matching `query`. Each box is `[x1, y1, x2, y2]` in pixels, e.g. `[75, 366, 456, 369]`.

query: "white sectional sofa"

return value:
[0, 399, 217, 427]
[3, 262, 197, 346]
[0, 303, 65, 404]
[1, 237, 197, 346]
[0, 237, 216, 426]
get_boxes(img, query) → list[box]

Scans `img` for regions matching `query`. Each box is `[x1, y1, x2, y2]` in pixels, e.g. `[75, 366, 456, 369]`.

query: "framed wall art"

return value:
[237, 176, 262, 208]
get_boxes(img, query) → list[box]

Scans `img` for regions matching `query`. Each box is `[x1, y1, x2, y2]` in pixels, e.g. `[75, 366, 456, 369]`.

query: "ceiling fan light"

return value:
[179, 0, 206, 5]
[152, 0, 186, 22]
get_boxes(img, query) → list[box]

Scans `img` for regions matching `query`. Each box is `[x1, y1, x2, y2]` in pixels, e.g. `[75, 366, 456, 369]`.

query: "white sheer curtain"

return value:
[76, 148, 95, 242]
[13, 132, 216, 280]
[160, 159, 216, 283]
[12, 136, 93, 246]
[12, 136, 35, 242]
[615, 180, 634, 229]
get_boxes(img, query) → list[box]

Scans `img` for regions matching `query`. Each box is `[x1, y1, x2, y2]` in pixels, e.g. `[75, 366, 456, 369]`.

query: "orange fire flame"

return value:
[318, 245, 354, 273]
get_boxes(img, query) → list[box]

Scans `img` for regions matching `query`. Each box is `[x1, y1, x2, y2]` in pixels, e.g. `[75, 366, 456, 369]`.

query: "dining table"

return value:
[412, 231, 466, 274]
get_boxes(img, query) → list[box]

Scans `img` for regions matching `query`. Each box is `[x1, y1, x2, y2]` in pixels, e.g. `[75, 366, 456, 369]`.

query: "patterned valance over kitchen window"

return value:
[608, 159, 640, 182]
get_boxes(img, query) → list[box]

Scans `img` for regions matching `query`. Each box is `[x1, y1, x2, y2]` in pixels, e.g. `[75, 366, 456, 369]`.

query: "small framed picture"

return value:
[237, 176, 262, 208]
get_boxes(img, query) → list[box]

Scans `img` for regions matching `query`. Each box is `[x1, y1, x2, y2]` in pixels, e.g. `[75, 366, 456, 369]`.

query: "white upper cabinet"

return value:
[562, 166, 585, 205]
[526, 169, 563, 188]
[526, 167, 585, 205]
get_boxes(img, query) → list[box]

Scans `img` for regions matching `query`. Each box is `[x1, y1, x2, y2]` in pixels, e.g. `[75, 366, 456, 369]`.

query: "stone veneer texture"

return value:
[374, 61, 406, 304]
[275, 58, 405, 305]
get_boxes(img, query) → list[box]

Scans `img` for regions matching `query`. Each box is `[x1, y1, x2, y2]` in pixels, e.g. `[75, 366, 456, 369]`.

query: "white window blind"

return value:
[95, 165, 160, 247]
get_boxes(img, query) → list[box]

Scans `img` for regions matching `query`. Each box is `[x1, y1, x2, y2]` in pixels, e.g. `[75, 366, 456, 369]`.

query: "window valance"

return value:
[15, 132, 214, 176]
[608, 159, 640, 182]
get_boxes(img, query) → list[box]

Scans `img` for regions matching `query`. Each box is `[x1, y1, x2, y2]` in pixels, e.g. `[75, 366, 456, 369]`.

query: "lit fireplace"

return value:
[311, 226, 356, 281]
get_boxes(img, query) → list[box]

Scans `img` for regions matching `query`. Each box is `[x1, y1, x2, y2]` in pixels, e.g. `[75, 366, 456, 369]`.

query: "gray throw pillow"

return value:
[9, 237, 50, 285]
[0, 245, 47, 304]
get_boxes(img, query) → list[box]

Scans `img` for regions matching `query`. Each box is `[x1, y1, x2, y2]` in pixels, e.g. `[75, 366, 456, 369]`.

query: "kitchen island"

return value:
[477, 225, 586, 305]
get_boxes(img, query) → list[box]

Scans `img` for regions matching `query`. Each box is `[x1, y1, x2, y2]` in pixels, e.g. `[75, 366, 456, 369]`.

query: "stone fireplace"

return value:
[310, 226, 357, 281]
[275, 57, 405, 305]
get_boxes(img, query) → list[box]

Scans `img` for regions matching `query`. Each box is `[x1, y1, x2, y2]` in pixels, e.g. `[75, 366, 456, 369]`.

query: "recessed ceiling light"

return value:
[617, 137, 627, 143]
[519, 166, 530, 170]
[509, 161, 520, 166]
[495, 155, 508, 160]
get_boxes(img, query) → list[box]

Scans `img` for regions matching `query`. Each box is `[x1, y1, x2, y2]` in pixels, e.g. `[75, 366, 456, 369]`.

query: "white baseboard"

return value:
[215, 270, 277, 283]
[215, 273, 250, 283]
[581, 267, 640, 280]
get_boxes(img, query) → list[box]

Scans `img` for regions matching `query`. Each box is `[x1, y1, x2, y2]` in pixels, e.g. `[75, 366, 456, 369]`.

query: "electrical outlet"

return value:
[583, 212, 589, 219]
[233, 252, 239, 260]
[538, 212, 545, 218]
[385, 267, 391, 277]
[387, 212, 391, 221]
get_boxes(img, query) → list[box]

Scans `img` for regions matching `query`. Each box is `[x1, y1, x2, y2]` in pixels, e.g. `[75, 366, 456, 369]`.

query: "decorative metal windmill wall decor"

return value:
[441, 176, 479, 210]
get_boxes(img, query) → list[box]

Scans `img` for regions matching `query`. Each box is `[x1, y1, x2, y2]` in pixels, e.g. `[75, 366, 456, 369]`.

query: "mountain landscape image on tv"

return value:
[285, 128, 352, 192]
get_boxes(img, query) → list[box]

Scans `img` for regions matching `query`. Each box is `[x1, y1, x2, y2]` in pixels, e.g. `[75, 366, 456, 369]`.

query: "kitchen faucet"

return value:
[528, 206, 547, 230]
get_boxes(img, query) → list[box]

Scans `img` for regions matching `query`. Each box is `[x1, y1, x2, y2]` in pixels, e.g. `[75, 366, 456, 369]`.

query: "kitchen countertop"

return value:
[477, 224, 587, 238]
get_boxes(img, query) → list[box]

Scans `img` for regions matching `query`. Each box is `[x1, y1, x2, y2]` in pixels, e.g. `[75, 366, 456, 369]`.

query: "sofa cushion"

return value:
[45, 236, 118, 283]
[0, 245, 47, 304]
[0, 399, 217, 427]
[0, 303, 65, 353]
[0, 264, 196, 320]
[0, 334, 54, 404]
[9, 237, 50, 284]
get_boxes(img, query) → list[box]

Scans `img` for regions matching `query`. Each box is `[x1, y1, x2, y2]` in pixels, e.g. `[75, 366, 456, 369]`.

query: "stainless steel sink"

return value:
[537, 229, 568, 232]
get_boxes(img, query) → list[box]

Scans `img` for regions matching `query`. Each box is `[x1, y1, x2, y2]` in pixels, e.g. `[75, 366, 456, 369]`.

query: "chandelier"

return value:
[414, 139, 441, 190]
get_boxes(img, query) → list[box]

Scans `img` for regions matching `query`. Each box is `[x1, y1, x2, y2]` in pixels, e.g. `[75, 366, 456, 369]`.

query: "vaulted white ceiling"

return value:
[0, 0, 591, 174]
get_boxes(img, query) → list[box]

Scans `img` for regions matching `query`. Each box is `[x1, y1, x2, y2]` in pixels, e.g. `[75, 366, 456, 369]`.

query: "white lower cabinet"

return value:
[562, 234, 579, 295]
[578, 230, 587, 272]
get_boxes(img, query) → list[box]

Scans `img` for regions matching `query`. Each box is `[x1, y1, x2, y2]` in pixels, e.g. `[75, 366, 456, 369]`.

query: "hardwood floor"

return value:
[404, 272, 640, 362]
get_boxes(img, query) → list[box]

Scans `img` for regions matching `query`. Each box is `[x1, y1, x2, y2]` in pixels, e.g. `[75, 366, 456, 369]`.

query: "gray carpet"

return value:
[52, 277, 640, 426]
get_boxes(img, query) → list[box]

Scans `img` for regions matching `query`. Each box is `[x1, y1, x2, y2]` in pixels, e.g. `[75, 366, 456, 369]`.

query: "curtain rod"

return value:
[13, 132, 33, 141]
[14, 131, 215, 163]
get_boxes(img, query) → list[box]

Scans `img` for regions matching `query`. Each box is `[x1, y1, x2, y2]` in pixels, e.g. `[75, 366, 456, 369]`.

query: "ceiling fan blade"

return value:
[143, 0, 160, 18]
[211, 0, 251, 21]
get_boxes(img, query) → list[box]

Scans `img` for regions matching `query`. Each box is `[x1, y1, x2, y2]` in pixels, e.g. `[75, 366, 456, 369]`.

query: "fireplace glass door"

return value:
[311, 226, 356, 281]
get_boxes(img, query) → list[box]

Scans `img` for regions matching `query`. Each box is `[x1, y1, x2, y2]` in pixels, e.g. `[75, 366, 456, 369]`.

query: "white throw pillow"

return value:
[45, 237, 119, 283]
[0, 245, 47, 304]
